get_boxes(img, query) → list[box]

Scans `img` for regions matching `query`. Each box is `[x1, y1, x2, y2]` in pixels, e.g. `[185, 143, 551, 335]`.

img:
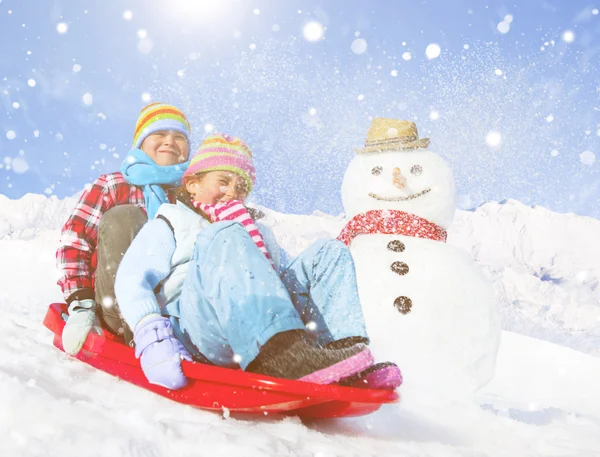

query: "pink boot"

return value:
[298, 348, 374, 384]
[339, 362, 403, 390]
[246, 330, 374, 384]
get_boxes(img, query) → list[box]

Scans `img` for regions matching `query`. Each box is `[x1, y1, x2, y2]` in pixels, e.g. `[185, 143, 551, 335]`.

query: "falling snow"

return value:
[0, 1, 598, 264]
[138, 38, 154, 54]
[11, 157, 29, 174]
[486, 130, 502, 147]
[425, 43, 441, 60]
[351, 38, 368, 55]
[497, 21, 510, 34]
[82, 92, 93, 106]
[562, 30, 575, 43]
[580, 150, 596, 165]
[303, 21, 324, 42]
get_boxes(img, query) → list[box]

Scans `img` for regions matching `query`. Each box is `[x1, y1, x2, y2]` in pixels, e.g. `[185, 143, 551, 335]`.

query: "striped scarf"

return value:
[191, 200, 274, 269]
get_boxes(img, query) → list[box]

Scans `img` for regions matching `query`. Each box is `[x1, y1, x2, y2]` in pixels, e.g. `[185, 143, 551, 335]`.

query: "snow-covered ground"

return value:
[1, 194, 599, 456]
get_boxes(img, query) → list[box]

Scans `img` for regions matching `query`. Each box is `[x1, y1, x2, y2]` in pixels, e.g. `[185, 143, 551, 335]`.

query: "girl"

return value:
[114, 134, 401, 390]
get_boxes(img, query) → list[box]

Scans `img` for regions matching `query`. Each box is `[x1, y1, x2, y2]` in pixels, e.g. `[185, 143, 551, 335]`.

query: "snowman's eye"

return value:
[410, 165, 423, 176]
[371, 166, 383, 176]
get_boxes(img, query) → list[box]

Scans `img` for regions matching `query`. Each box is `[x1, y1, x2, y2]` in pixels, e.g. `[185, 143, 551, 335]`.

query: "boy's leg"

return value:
[280, 239, 369, 346]
[95, 205, 147, 344]
[176, 221, 306, 369]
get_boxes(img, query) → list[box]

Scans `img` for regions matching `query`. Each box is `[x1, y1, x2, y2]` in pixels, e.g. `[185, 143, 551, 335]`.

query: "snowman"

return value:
[339, 118, 501, 393]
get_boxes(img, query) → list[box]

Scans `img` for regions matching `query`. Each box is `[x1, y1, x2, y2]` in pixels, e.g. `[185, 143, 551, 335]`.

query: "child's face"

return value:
[186, 171, 249, 205]
[141, 130, 189, 166]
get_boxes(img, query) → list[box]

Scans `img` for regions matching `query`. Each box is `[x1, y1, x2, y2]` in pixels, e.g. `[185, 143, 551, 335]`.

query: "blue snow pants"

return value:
[172, 221, 368, 370]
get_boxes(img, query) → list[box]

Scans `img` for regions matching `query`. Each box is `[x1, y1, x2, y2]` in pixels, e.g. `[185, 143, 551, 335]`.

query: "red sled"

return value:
[44, 303, 399, 419]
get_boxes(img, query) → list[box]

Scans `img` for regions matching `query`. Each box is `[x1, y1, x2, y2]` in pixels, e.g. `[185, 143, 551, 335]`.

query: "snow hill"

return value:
[1, 193, 600, 456]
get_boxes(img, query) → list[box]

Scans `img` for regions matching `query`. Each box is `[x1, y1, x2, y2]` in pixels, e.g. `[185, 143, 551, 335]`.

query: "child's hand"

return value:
[133, 314, 192, 390]
[62, 299, 103, 355]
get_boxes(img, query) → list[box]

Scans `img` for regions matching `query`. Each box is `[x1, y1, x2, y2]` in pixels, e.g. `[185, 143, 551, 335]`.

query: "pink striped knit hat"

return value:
[184, 133, 256, 192]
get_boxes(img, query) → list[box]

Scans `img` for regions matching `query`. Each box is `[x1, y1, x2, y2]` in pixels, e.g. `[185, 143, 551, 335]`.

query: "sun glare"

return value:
[171, 0, 232, 19]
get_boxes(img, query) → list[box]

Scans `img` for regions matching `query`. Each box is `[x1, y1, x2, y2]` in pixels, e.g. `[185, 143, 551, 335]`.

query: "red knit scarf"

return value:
[192, 200, 275, 269]
[337, 209, 447, 246]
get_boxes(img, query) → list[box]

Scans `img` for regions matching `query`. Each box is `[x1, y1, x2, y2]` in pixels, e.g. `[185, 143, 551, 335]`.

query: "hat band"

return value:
[364, 135, 419, 147]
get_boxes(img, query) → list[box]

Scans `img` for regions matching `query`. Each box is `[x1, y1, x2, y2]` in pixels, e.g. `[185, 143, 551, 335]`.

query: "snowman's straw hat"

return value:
[356, 118, 430, 153]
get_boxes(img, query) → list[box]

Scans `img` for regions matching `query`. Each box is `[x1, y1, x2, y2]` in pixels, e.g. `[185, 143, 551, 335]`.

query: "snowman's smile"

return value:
[368, 188, 431, 201]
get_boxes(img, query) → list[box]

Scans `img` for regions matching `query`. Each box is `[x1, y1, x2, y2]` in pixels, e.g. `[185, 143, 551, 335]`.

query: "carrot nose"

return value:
[393, 167, 407, 188]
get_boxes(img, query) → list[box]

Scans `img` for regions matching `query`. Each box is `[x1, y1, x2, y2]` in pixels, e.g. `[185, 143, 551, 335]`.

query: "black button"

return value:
[394, 296, 412, 314]
[387, 240, 405, 252]
[391, 261, 409, 275]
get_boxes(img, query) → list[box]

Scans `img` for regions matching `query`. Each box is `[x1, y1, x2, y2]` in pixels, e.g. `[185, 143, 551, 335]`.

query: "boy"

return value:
[56, 102, 191, 355]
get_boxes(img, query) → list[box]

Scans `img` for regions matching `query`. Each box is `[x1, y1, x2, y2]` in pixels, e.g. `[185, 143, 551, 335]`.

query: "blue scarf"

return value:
[120, 148, 190, 219]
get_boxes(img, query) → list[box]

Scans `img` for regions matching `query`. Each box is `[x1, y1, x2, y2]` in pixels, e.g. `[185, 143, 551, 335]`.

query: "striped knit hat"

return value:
[133, 102, 191, 149]
[184, 133, 256, 192]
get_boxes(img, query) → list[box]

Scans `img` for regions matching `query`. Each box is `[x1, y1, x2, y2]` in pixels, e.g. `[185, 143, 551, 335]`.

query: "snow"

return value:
[351, 39, 368, 55]
[82, 92, 93, 106]
[303, 21, 324, 42]
[580, 151, 595, 166]
[497, 21, 510, 34]
[425, 43, 441, 60]
[1, 192, 600, 456]
[450, 199, 600, 357]
[485, 130, 502, 148]
[562, 30, 575, 43]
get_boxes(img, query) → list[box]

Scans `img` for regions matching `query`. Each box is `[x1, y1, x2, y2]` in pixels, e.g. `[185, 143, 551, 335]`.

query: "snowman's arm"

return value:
[255, 221, 284, 273]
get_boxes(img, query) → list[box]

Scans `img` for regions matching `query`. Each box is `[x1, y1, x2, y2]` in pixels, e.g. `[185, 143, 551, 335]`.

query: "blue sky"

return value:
[0, 0, 598, 218]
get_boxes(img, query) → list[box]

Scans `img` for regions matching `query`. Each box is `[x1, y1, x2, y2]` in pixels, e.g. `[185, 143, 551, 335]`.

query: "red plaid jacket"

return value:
[56, 172, 172, 303]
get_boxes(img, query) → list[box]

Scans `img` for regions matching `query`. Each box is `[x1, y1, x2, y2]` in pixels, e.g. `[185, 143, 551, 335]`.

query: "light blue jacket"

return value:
[114, 201, 283, 331]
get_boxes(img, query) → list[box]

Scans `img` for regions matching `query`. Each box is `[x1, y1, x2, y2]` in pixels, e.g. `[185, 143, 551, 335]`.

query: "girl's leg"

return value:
[280, 239, 369, 346]
[176, 221, 305, 369]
